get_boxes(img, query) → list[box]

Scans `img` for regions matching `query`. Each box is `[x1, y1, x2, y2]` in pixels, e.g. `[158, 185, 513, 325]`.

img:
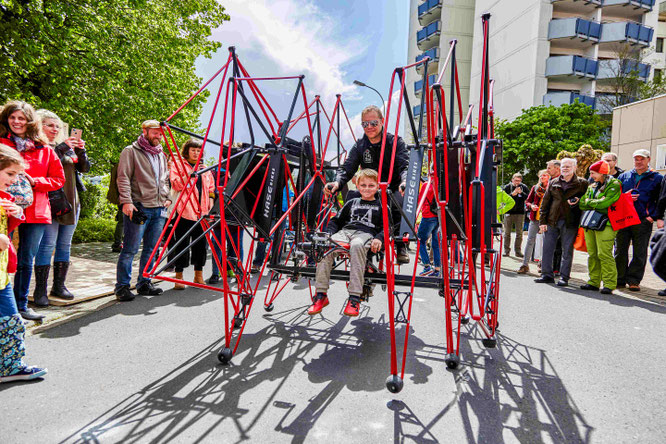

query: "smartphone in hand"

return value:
[71, 128, 83, 140]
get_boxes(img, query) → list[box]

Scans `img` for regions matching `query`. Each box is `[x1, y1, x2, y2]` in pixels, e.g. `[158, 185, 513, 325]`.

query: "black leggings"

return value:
[172, 217, 208, 272]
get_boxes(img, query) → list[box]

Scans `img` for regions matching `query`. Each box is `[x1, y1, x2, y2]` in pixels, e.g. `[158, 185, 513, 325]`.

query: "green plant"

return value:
[0, 0, 229, 174]
[72, 218, 117, 244]
[495, 102, 609, 185]
[78, 178, 116, 220]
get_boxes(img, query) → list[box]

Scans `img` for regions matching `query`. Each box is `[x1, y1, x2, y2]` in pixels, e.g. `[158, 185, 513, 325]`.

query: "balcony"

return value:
[414, 74, 438, 97]
[597, 58, 650, 80]
[599, 22, 653, 47]
[418, 0, 442, 26]
[415, 47, 440, 74]
[551, 0, 602, 15]
[417, 20, 441, 51]
[543, 91, 597, 109]
[548, 18, 601, 50]
[546, 55, 599, 79]
[603, 1, 654, 22]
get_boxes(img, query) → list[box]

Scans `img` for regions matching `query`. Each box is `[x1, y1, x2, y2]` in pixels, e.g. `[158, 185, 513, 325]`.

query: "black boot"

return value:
[32, 265, 50, 307]
[51, 261, 74, 300]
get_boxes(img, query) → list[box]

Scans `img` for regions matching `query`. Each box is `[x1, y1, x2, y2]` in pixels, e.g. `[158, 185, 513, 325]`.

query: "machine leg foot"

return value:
[217, 347, 233, 364]
[385, 374, 404, 393]
[445, 353, 460, 370]
[264, 303, 274, 312]
[482, 338, 497, 348]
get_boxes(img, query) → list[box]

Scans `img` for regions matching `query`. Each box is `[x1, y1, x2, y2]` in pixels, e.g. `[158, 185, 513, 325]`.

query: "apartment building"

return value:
[406, 0, 476, 129]
[408, 0, 661, 123]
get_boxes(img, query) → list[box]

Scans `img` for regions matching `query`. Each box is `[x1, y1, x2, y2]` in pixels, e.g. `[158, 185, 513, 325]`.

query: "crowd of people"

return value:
[501, 152, 666, 295]
[2, 96, 665, 385]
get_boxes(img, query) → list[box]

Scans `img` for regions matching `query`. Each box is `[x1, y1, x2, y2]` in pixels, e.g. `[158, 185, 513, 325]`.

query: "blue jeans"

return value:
[211, 223, 243, 276]
[0, 283, 19, 317]
[35, 213, 80, 265]
[418, 216, 441, 268]
[14, 223, 48, 311]
[115, 205, 166, 291]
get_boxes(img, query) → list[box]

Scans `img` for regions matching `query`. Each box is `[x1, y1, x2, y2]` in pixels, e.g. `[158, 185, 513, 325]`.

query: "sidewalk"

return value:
[26, 242, 175, 332]
[25, 237, 666, 333]
[501, 232, 666, 306]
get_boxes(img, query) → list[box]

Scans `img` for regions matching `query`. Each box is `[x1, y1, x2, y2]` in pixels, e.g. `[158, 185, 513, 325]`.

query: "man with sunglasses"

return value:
[325, 105, 410, 263]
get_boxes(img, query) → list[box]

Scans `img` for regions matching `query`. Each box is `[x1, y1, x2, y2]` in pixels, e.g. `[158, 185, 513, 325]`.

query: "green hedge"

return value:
[78, 177, 117, 220]
[72, 218, 117, 244]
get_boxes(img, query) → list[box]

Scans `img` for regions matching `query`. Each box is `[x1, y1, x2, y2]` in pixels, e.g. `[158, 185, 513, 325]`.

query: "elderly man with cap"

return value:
[114, 120, 171, 301]
[615, 149, 663, 291]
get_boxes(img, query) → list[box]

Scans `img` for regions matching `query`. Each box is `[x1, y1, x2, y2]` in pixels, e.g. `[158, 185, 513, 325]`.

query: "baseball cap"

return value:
[632, 149, 650, 158]
[141, 119, 161, 130]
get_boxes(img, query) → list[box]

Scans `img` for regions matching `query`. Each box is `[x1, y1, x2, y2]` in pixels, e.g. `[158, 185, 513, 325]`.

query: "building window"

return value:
[657, 37, 664, 54]
[657, 144, 666, 171]
[655, 69, 663, 82]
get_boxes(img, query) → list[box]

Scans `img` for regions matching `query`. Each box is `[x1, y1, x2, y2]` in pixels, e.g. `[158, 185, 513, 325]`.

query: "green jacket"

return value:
[497, 186, 515, 216]
[579, 177, 621, 211]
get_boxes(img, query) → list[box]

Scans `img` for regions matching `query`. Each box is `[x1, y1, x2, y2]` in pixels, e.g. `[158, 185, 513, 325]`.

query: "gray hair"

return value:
[36, 109, 65, 144]
[601, 152, 617, 162]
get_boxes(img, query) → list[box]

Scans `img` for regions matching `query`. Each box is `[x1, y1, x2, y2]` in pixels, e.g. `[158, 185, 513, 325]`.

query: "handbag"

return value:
[573, 227, 587, 252]
[48, 188, 72, 217]
[580, 210, 609, 231]
[6, 173, 33, 209]
[607, 192, 640, 230]
[534, 232, 544, 261]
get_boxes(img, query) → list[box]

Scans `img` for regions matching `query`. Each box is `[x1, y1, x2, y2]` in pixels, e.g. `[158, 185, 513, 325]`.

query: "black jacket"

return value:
[54, 142, 90, 193]
[335, 132, 408, 192]
[327, 197, 391, 242]
[657, 174, 666, 221]
[650, 228, 666, 281]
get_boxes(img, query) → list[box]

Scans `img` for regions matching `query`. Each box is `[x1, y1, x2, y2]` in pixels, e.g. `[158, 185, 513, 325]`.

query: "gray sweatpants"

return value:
[315, 229, 374, 296]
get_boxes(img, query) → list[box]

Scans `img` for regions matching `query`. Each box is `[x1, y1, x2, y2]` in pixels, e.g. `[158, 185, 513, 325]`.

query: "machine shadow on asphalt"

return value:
[54, 304, 593, 443]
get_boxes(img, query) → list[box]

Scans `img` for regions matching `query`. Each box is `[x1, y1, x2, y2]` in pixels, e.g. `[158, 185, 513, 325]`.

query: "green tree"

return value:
[495, 102, 609, 186]
[0, 0, 229, 173]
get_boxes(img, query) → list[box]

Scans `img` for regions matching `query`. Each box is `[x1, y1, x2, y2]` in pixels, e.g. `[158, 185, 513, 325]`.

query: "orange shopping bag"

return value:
[573, 227, 587, 252]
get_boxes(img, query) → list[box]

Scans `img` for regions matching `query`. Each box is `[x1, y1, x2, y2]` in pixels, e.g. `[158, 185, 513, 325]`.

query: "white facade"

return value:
[406, 0, 476, 138]
[461, 0, 659, 121]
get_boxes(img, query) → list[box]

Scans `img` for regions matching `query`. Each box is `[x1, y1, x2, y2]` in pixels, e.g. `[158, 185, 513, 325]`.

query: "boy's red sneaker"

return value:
[343, 296, 361, 317]
[308, 293, 329, 315]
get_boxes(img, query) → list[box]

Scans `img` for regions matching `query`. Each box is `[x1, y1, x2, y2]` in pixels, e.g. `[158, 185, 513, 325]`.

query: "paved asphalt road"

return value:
[3, 265, 665, 443]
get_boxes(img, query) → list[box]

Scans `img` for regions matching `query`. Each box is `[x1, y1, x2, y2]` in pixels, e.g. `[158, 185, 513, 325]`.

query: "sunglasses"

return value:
[361, 120, 380, 129]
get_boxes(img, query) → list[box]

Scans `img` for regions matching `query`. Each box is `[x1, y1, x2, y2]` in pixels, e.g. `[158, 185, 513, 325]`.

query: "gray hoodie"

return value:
[116, 141, 170, 208]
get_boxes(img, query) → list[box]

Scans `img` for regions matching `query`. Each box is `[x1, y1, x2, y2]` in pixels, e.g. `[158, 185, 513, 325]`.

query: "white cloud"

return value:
[212, 0, 366, 105]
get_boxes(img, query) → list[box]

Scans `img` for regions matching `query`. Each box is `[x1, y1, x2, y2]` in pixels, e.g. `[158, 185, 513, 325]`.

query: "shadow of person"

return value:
[276, 315, 434, 442]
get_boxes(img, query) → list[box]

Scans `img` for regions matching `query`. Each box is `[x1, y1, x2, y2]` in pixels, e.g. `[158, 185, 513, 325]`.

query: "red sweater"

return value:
[419, 182, 437, 219]
[0, 136, 66, 224]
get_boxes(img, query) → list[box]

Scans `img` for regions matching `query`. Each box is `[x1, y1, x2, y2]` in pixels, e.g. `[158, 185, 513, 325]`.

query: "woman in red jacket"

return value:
[0, 101, 65, 321]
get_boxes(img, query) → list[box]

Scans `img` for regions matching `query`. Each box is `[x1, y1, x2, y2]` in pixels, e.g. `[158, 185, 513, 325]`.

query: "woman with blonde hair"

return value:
[33, 109, 90, 305]
[0, 101, 65, 321]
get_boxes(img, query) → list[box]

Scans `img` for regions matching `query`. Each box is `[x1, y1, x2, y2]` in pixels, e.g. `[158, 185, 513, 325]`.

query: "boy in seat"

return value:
[309, 169, 389, 317]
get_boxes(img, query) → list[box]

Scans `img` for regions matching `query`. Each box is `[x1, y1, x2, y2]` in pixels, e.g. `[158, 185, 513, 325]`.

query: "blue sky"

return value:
[192, 0, 409, 159]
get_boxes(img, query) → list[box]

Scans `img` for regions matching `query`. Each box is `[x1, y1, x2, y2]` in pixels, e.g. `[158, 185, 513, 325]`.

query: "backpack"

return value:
[106, 162, 120, 205]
